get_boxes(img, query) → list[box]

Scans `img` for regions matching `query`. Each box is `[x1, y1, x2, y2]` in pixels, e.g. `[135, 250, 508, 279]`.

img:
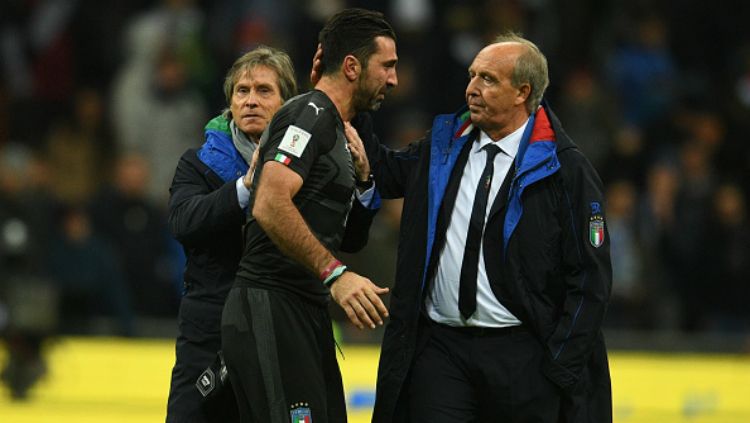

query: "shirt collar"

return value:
[474, 118, 529, 159]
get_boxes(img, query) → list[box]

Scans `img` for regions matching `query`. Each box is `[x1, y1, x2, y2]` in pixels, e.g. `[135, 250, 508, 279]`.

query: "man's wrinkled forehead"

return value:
[474, 43, 523, 67]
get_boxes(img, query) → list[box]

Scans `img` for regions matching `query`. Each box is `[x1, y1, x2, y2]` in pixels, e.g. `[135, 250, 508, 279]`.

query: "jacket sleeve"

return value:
[339, 198, 378, 253]
[167, 151, 246, 245]
[351, 112, 424, 200]
[542, 150, 612, 392]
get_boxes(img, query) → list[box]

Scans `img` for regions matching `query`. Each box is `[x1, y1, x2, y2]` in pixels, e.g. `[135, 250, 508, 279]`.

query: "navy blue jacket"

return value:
[365, 103, 612, 423]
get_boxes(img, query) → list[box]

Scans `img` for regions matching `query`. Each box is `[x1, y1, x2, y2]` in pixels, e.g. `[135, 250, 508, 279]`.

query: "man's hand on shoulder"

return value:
[330, 272, 389, 330]
[243, 148, 260, 189]
[344, 122, 371, 186]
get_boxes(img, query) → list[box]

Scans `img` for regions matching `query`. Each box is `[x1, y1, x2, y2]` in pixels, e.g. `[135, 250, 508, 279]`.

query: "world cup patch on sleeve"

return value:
[589, 201, 605, 248]
[279, 125, 311, 157]
[290, 402, 312, 423]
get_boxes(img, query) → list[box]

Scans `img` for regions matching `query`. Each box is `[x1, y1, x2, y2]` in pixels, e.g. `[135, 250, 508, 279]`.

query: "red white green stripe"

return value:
[274, 153, 291, 165]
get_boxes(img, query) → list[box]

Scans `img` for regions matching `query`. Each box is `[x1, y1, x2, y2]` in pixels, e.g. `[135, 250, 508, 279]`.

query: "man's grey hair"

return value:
[493, 32, 549, 113]
[222, 45, 297, 117]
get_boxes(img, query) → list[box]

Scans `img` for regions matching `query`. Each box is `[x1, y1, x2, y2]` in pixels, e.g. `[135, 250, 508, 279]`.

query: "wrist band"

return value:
[323, 265, 348, 287]
[356, 174, 374, 190]
[320, 259, 343, 281]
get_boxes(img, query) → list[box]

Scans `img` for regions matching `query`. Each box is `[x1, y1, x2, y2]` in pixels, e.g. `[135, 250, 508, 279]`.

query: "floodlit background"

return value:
[1, 0, 749, 421]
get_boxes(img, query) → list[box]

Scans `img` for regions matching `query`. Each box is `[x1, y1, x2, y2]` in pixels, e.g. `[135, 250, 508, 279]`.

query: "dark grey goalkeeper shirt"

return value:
[234, 90, 356, 305]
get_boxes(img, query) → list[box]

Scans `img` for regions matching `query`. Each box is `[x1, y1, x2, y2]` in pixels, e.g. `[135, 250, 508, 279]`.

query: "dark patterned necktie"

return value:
[458, 144, 502, 319]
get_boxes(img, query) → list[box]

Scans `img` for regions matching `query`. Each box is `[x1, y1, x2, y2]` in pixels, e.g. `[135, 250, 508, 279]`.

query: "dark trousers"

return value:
[408, 320, 562, 423]
[221, 286, 347, 423]
[167, 299, 239, 423]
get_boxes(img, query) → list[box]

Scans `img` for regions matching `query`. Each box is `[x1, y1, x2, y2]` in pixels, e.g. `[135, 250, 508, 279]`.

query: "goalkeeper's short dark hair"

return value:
[317, 8, 396, 76]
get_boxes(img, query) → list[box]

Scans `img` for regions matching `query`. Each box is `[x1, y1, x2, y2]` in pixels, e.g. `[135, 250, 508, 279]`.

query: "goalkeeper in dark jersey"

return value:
[221, 8, 398, 423]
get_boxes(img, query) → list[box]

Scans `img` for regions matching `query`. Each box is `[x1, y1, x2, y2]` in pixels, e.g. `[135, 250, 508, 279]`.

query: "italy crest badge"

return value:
[589, 201, 605, 248]
[290, 403, 312, 423]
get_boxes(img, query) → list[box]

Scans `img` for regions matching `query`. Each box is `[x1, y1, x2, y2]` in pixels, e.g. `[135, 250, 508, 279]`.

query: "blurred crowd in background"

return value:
[1, 0, 749, 357]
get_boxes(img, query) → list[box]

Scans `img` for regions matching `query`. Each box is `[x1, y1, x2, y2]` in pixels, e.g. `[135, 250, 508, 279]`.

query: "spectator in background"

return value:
[606, 14, 676, 127]
[0, 0, 77, 140]
[604, 179, 648, 329]
[111, 0, 210, 207]
[116, 0, 214, 99]
[0, 82, 8, 145]
[112, 45, 208, 207]
[89, 153, 177, 318]
[637, 161, 682, 330]
[44, 87, 113, 205]
[48, 205, 134, 336]
[725, 44, 750, 196]
[70, 0, 155, 89]
[0, 144, 56, 400]
[672, 140, 717, 330]
[165, 46, 298, 423]
[703, 183, 750, 332]
[600, 125, 648, 188]
[556, 67, 616, 171]
[204, 0, 296, 77]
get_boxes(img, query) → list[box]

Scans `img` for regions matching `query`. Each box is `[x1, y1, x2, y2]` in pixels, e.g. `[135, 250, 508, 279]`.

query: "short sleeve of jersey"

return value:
[259, 94, 338, 181]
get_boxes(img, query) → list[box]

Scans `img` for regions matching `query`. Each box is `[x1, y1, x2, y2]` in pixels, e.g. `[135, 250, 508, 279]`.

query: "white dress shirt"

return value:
[426, 120, 528, 327]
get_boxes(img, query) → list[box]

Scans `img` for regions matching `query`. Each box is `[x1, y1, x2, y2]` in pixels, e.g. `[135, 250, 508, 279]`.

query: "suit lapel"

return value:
[423, 131, 476, 293]
[437, 138, 474, 234]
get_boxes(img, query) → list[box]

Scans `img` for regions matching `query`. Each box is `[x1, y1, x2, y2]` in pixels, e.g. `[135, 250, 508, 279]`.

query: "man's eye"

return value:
[481, 75, 498, 86]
